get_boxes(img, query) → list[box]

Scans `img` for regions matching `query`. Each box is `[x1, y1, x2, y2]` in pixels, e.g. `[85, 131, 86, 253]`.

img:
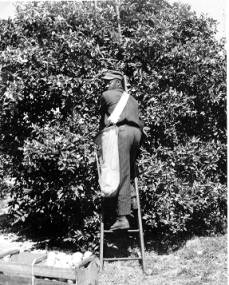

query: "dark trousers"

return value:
[117, 125, 142, 216]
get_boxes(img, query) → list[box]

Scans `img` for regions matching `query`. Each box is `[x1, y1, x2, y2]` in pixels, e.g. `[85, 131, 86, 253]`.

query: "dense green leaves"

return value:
[0, 0, 226, 248]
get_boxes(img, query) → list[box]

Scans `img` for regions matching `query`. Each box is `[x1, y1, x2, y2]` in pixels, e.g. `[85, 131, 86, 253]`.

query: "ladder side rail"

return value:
[134, 177, 146, 273]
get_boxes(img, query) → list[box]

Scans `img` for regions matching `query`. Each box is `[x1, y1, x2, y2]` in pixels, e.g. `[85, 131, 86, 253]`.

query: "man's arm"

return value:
[98, 94, 106, 131]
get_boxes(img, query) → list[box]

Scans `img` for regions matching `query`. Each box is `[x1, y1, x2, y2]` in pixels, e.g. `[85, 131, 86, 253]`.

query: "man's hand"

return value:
[142, 126, 150, 137]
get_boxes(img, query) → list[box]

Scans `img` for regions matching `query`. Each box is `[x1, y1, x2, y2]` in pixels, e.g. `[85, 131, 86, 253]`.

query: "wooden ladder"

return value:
[99, 177, 146, 273]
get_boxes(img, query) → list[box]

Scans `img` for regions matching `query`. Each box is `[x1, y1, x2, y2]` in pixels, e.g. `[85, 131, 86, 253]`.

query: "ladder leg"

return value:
[100, 202, 104, 271]
[134, 177, 146, 273]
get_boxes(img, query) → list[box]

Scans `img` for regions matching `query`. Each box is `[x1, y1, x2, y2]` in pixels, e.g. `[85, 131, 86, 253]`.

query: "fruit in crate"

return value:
[83, 251, 92, 260]
[45, 251, 93, 268]
[71, 252, 83, 267]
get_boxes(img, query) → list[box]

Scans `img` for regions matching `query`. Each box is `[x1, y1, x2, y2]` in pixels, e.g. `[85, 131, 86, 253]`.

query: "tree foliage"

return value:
[0, 0, 226, 249]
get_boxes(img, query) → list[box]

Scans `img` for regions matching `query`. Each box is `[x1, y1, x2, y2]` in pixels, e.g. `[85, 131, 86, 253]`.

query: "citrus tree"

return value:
[0, 0, 226, 249]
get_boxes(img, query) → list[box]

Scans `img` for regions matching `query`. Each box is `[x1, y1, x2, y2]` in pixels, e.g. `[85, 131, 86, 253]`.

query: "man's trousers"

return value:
[117, 124, 142, 216]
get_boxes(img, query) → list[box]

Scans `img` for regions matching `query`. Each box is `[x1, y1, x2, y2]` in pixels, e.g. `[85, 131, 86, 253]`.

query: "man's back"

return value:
[100, 88, 143, 130]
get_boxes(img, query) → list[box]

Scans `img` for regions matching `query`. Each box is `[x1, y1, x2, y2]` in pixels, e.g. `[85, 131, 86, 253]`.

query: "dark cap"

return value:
[101, 70, 124, 81]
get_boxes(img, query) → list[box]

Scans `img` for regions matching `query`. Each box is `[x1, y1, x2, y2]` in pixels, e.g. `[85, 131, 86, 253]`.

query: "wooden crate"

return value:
[0, 249, 100, 285]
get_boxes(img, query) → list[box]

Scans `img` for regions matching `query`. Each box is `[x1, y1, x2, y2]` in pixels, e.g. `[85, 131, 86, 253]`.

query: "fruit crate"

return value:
[0, 249, 100, 285]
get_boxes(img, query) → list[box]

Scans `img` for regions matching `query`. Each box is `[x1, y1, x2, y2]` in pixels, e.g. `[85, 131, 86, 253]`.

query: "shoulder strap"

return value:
[108, 91, 129, 124]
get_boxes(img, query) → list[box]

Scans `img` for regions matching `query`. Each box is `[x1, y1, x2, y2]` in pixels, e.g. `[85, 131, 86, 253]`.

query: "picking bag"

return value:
[96, 125, 120, 197]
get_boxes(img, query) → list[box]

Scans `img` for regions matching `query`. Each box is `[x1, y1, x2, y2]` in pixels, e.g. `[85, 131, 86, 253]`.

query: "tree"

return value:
[0, 0, 226, 249]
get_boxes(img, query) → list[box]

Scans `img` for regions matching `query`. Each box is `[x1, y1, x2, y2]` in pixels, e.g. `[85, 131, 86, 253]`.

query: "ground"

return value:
[0, 199, 227, 285]
[98, 234, 227, 285]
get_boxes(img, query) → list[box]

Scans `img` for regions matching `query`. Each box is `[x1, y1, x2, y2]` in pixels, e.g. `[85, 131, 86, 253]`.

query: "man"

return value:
[99, 70, 143, 230]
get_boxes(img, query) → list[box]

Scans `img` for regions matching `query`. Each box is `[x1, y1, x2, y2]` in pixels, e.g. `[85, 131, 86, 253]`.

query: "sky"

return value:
[0, 0, 227, 38]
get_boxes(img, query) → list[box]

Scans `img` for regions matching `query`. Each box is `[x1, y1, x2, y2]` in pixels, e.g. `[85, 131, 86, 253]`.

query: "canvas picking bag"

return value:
[96, 91, 130, 197]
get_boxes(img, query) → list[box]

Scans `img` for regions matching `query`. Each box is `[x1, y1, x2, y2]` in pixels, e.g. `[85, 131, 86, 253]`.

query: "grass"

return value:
[98, 234, 227, 285]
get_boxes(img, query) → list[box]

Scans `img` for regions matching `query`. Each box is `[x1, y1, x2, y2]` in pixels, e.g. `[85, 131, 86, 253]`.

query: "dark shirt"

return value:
[99, 88, 144, 131]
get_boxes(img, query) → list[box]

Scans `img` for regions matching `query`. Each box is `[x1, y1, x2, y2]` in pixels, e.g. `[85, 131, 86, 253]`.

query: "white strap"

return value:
[108, 91, 129, 124]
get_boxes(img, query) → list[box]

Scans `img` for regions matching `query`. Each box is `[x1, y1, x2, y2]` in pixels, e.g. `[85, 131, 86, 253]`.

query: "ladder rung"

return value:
[103, 257, 141, 261]
[104, 229, 139, 233]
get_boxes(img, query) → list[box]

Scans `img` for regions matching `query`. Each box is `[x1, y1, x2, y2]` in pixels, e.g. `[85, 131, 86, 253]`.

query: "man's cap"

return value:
[101, 70, 124, 81]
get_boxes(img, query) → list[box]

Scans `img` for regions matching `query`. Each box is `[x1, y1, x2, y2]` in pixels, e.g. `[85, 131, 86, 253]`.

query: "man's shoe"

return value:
[110, 216, 130, 231]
